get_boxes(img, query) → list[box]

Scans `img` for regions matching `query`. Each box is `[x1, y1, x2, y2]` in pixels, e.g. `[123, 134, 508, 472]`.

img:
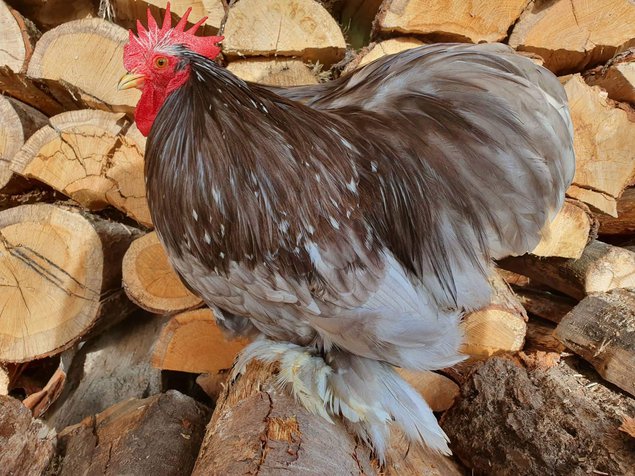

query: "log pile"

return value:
[0, 0, 634, 475]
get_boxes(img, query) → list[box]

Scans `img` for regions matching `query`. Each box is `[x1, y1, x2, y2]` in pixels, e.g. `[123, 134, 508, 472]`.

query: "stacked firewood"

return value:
[1, 0, 634, 474]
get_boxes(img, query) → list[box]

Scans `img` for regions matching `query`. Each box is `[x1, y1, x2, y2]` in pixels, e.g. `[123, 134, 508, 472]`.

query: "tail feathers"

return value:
[232, 339, 451, 462]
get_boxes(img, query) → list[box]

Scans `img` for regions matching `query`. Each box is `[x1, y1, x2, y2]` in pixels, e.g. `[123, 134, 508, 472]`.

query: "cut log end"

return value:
[0, 204, 139, 362]
[222, 0, 346, 65]
[123, 231, 202, 314]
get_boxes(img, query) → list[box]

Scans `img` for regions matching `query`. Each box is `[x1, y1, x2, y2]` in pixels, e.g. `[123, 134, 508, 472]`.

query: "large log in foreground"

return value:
[442, 355, 635, 475]
[193, 360, 376, 475]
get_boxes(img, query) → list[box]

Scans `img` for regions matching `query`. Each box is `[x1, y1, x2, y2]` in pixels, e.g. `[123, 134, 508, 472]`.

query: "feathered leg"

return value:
[232, 339, 451, 461]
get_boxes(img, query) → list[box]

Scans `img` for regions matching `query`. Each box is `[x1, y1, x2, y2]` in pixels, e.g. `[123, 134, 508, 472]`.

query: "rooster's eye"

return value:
[154, 57, 168, 69]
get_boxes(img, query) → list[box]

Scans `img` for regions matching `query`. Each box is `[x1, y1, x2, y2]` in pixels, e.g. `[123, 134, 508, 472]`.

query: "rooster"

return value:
[119, 5, 575, 458]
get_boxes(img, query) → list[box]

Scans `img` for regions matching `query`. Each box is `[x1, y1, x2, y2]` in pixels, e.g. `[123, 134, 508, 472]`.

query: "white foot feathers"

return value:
[232, 339, 451, 461]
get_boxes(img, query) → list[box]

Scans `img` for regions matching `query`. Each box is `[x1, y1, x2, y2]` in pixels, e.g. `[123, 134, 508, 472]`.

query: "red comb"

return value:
[124, 1, 223, 70]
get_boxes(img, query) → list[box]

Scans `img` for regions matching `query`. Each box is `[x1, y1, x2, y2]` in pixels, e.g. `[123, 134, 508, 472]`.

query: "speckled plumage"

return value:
[141, 42, 574, 457]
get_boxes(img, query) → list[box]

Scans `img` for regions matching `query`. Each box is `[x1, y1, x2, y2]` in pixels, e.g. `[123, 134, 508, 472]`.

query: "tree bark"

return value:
[441, 355, 635, 476]
[0, 395, 56, 475]
[56, 390, 210, 476]
[193, 360, 376, 475]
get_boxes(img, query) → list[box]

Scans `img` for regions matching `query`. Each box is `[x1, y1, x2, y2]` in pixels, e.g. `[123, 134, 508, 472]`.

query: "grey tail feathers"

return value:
[233, 339, 452, 462]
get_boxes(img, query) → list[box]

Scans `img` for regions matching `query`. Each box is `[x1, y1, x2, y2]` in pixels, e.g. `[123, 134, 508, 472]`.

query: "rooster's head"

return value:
[119, 2, 223, 135]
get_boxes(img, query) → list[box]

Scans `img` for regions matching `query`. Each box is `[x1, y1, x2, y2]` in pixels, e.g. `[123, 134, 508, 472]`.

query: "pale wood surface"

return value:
[0, 203, 139, 362]
[0, 95, 47, 193]
[27, 18, 141, 111]
[461, 272, 527, 357]
[354, 37, 425, 70]
[11, 109, 151, 226]
[555, 289, 635, 397]
[113, 0, 226, 32]
[0, 1, 35, 73]
[152, 308, 249, 373]
[123, 231, 203, 314]
[396, 368, 459, 412]
[585, 48, 635, 105]
[499, 240, 635, 300]
[227, 58, 318, 86]
[564, 75, 635, 216]
[376, 0, 529, 43]
[532, 199, 593, 259]
[223, 0, 346, 65]
[509, 0, 635, 73]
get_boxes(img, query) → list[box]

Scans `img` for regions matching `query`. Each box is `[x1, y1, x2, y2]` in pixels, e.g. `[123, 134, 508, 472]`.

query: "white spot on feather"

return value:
[278, 220, 290, 234]
[220, 224, 225, 237]
[371, 161, 378, 172]
[346, 178, 357, 193]
[192, 210, 198, 221]
[329, 216, 340, 230]
[204, 231, 211, 244]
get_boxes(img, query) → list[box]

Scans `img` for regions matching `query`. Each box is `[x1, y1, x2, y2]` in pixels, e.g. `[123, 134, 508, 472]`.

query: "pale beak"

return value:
[117, 72, 145, 90]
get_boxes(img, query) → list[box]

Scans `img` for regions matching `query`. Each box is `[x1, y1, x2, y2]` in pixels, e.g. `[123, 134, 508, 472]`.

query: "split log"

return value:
[375, 0, 528, 43]
[0, 203, 140, 362]
[0, 1, 37, 73]
[56, 390, 210, 476]
[344, 37, 424, 72]
[0, 395, 56, 475]
[0, 95, 47, 194]
[396, 369, 459, 412]
[563, 75, 635, 216]
[531, 198, 595, 259]
[585, 48, 635, 105]
[23, 363, 67, 418]
[193, 360, 376, 475]
[123, 231, 202, 313]
[152, 308, 249, 373]
[11, 109, 151, 226]
[27, 18, 141, 111]
[113, 0, 226, 33]
[460, 272, 527, 358]
[499, 240, 635, 300]
[555, 289, 635, 397]
[5, 0, 99, 31]
[509, 0, 635, 74]
[222, 0, 346, 66]
[441, 356, 635, 475]
[45, 312, 167, 430]
[227, 58, 318, 86]
[0, 65, 91, 116]
[598, 187, 635, 235]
